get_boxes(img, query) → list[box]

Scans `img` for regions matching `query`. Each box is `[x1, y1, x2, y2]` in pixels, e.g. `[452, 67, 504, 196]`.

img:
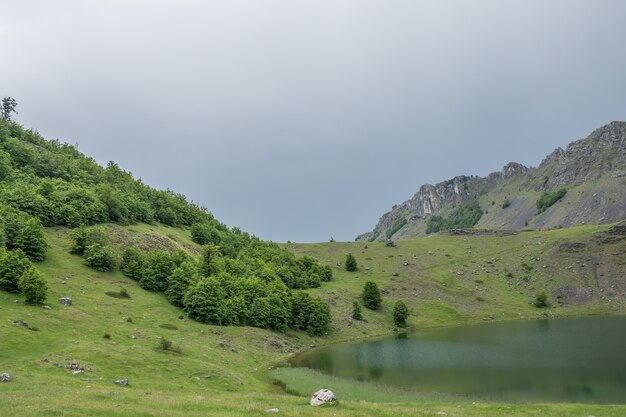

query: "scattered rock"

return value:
[266, 408, 280, 413]
[230, 348, 238, 353]
[41, 358, 49, 363]
[73, 370, 84, 375]
[310, 388, 336, 406]
[114, 379, 129, 386]
[13, 320, 28, 327]
[82, 378, 92, 382]
[69, 360, 80, 370]
[0, 373, 11, 382]
[386, 239, 396, 247]
[42, 305, 51, 310]
[58, 297, 72, 306]
[13, 300, 19, 304]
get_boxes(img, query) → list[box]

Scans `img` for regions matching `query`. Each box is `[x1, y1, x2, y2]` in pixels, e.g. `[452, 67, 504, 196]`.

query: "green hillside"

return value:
[1, 118, 626, 416]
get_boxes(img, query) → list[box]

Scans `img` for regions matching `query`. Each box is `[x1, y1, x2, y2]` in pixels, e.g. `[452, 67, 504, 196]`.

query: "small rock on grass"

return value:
[114, 379, 129, 386]
[0, 373, 11, 382]
[266, 408, 280, 413]
[310, 389, 336, 406]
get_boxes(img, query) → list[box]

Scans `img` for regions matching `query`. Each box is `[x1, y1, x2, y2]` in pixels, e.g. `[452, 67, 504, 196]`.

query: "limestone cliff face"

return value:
[357, 121, 626, 242]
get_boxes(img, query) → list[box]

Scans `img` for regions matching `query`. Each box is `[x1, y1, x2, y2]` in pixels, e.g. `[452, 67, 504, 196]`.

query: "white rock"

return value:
[114, 379, 129, 386]
[0, 373, 11, 382]
[310, 388, 336, 406]
[266, 408, 280, 413]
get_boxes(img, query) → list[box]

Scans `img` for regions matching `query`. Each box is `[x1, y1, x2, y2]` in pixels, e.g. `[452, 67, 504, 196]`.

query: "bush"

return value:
[392, 300, 409, 327]
[18, 266, 48, 305]
[426, 200, 483, 234]
[183, 278, 226, 325]
[536, 188, 567, 213]
[159, 337, 173, 350]
[352, 301, 363, 320]
[84, 243, 116, 272]
[345, 253, 357, 272]
[534, 292, 549, 308]
[319, 265, 333, 282]
[502, 199, 511, 209]
[16, 218, 47, 261]
[290, 292, 332, 336]
[0, 249, 32, 293]
[362, 281, 382, 310]
[103, 333, 111, 339]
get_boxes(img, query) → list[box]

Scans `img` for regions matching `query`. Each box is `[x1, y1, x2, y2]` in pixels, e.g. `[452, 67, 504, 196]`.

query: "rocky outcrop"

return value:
[358, 121, 626, 241]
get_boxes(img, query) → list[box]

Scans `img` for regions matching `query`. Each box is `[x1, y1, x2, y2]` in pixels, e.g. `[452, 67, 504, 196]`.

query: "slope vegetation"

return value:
[359, 121, 626, 241]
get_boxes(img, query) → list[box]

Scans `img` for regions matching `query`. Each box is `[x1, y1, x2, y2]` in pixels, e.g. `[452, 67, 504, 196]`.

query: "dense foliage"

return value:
[426, 200, 483, 234]
[362, 281, 382, 310]
[536, 188, 567, 213]
[18, 266, 48, 305]
[0, 116, 332, 335]
[345, 253, 357, 271]
[392, 300, 409, 327]
[386, 218, 407, 239]
[352, 301, 363, 320]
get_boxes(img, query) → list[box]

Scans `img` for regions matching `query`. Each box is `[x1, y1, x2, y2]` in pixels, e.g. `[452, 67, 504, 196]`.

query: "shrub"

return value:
[103, 333, 111, 339]
[386, 218, 407, 239]
[502, 199, 511, 209]
[84, 243, 116, 272]
[345, 253, 357, 272]
[290, 292, 332, 336]
[362, 281, 382, 310]
[18, 266, 48, 305]
[534, 292, 549, 308]
[536, 188, 567, 213]
[0, 249, 32, 293]
[159, 337, 173, 350]
[16, 218, 47, 261]
[183, 277, 226, 325]
[426, 200, 483, 234]
[352, 301, 363, 320]
[319, 265, 333, 282]
[392, 301, 409, 327]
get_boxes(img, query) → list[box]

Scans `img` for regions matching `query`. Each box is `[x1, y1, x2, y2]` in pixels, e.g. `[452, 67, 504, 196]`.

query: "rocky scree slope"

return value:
[358, 121, 626, 241]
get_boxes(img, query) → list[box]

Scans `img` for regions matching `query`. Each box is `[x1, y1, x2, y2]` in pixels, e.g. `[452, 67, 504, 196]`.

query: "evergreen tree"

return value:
[352, 301, 363, 320]
[16, 218, 47, 261]
[392, 300, 409, 327]
[362, 281, 382, 310]
[345, 253, 357, 271]
[18, 266, 48, 304]
[0, 249, 32, 293]
[1, 97, 18, 121]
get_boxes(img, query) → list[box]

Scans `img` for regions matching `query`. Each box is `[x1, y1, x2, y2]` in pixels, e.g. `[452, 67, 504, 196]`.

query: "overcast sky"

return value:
[1, 1, 625, 242]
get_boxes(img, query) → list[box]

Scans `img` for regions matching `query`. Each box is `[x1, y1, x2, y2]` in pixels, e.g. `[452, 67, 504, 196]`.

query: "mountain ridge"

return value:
[357, 121, 626, 241]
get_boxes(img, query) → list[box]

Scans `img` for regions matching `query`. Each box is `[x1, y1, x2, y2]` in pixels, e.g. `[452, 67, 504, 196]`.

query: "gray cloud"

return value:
[2, 0, 626, 241]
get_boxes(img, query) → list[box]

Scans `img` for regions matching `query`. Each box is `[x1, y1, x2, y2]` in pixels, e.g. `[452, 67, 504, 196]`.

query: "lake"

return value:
[290, 315, 626, 403]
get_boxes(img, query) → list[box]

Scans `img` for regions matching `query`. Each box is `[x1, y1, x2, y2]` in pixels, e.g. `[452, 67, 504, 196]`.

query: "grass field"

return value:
[1, 223, 625, 416]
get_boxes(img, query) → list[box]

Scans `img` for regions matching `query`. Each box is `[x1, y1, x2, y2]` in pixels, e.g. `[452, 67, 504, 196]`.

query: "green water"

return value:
[291, 316, 626, 403]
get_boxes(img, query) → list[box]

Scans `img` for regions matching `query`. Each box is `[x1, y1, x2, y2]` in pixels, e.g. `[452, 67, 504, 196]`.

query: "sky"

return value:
[1, 1, 626, 242]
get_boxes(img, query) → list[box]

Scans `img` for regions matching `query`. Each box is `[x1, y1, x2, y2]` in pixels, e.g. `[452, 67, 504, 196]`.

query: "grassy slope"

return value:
[1, 224, 625, 416]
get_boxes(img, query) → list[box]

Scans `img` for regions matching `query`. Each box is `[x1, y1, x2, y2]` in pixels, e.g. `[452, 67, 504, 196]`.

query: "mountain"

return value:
[357, 121, 626, 241]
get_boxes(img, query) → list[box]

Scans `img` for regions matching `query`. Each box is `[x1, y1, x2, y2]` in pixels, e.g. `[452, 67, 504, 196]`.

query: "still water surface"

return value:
[291, 315, 626, 403]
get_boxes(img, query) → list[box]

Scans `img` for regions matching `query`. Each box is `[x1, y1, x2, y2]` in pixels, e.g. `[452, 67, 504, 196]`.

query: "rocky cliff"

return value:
[357, 121, 626, 241]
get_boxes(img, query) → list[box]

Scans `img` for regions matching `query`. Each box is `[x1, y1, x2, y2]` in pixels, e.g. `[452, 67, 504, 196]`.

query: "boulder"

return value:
[114, 379, 129, 386]
[310, 388, 336, 406]
[69, 360, 80, 370]
[59, 297, 72, 306]
[0, 373, 11, 382]
[386, 239, 395, 247]
[13, 320, 28, 327]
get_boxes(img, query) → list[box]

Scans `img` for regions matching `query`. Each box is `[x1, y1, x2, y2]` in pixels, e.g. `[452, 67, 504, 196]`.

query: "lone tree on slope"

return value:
[1, 97, 18, 121]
